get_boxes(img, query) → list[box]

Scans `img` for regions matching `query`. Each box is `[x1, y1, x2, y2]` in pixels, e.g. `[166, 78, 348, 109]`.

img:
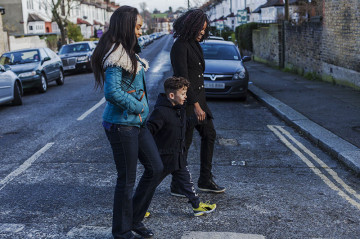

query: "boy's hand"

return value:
[194, 102, 206, 121]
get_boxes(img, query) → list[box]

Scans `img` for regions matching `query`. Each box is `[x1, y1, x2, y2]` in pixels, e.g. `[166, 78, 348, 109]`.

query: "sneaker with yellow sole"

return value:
[193, 202, 216, 217]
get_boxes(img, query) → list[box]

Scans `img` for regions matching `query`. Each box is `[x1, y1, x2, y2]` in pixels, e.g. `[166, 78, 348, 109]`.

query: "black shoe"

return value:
[198, 177, 226, 193]
[132, 223, 154, 238]
[170, 185, 186, 198]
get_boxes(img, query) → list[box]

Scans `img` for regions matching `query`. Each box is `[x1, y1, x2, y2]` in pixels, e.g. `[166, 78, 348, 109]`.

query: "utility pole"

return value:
[188, 0, 190, 10]
[285, 0, 289, 21]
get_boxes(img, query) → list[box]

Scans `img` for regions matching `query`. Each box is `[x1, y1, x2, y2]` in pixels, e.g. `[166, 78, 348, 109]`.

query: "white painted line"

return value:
[275, 125, 360, 201]
[268, 125, 360, 210]
[0, 143, 54, 191]
[182, 231, 265, 239]
[77, 97, 106, 121]
[0, 223, 25, 233]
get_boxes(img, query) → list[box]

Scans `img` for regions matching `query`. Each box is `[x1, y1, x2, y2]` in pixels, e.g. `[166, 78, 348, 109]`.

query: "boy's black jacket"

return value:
[147, 93, 187, 172]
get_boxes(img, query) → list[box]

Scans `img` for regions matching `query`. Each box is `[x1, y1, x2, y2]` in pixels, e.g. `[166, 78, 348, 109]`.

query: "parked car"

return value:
[200, 39, 251, 100]
[0, 48, 64, 93]
[0, 64, 23, 106]
[58, 41, 96, 72]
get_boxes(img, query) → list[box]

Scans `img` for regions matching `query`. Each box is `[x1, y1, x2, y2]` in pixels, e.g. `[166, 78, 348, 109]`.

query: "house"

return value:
[0, 6, 10, 55]
[1, 0, 114, 38]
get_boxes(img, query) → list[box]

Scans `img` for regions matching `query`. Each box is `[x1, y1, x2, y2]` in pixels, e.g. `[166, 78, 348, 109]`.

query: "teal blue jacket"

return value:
[102, 44, 149, 127]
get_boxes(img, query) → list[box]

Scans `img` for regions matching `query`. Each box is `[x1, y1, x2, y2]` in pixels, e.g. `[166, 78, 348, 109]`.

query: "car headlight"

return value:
[77, 56, 88, 62]
[19, 71, 36, 78]
[233, 71, 246, 80]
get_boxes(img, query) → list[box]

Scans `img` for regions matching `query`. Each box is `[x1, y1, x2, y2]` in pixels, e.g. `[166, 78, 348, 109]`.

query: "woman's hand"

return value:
[194, 102, 206, 121]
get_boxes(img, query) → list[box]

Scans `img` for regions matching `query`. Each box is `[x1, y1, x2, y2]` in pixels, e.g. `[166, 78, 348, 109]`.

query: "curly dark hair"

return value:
[173, 9, 210, 41]
[164, 77, 190, 95]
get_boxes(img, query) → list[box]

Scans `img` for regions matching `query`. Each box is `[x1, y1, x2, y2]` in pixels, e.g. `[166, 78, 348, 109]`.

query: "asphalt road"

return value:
[0, 35, 359, 239]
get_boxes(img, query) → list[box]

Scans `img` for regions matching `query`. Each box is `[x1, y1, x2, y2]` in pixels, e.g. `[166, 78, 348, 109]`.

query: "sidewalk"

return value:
[246, 61, 360, 174]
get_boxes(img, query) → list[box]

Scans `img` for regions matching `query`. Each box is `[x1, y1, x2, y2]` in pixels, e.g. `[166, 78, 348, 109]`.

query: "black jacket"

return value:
[170, 38, 213, 119]
[146, 93, 187, 172]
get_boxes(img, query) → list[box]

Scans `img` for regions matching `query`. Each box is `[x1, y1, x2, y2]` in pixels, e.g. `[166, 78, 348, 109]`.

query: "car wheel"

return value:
[12, 81, 23, 106]
[38, 74, 48, 93]
[56, 69, 65, 85]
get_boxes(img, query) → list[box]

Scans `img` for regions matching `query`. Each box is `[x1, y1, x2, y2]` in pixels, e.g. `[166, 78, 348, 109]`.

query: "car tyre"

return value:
[12, 81, 23, 106]
[38, 73, 48, 93]
[56, 69, 65, 85]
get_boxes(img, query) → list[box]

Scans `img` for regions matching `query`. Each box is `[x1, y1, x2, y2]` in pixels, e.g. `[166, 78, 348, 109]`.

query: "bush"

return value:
[45, 35, 58, 51]
[67, 22, 83, 42]
[235, 22, 268, 52]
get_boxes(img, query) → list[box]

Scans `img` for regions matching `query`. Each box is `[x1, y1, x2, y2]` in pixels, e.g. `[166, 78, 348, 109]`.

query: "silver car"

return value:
[0, 64, 23, 106]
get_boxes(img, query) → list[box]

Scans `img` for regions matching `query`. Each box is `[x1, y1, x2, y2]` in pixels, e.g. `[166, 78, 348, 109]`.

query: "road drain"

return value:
[352, 126, 360, 133]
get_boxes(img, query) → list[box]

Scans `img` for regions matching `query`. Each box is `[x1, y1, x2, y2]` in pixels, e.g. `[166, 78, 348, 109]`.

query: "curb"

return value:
[248, 84, 360, 174]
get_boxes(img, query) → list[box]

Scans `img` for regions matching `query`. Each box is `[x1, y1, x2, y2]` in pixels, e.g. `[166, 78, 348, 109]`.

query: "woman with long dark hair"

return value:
[92, 6, 163, 239]
[170, 9, 226, 195]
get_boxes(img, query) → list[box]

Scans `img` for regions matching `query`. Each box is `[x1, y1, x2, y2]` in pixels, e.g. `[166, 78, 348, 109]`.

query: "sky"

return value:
[115, 0, 204, 13]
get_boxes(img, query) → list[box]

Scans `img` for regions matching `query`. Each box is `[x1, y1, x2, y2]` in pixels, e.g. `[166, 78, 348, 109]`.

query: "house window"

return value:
[29, 26, 33, 30]
[27, 0, 34, 9]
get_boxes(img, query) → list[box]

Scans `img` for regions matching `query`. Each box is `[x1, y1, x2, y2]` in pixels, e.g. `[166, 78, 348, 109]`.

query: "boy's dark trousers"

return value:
[158, 166, 200, 208]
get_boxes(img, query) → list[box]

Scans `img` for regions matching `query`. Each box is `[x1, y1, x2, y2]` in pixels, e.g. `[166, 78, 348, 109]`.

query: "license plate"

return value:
[64, 65, 76, 70]
[204, 82, 225, 89]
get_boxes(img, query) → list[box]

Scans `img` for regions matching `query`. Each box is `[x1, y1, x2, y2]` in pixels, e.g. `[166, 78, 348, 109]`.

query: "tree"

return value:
[49, 0, 80, 45]
[67, 22, 83, 42]
[153, 8, 160, 14]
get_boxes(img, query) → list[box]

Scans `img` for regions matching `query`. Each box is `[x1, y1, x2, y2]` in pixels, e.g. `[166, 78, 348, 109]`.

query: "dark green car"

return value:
[0, 48, 64, 93]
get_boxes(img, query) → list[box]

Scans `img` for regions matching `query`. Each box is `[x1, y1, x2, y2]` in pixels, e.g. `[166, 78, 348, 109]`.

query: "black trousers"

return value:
[159, 166, 200, 208]
[105, 125, 163, 239]
[184, 118, 216, 181]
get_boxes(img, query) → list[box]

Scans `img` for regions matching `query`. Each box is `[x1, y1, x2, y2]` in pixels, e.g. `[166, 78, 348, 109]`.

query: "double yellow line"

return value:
[268, 125, 360, 210]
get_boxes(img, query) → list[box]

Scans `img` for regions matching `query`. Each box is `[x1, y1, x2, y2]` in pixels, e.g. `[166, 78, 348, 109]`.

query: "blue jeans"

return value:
[105, 124, 163, 239]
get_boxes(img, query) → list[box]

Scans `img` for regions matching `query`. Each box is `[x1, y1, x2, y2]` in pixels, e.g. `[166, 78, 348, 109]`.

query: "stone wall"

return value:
[253, 24, 281, 67]
[9, 36, 47, 51]
[252, 0, 360, 89]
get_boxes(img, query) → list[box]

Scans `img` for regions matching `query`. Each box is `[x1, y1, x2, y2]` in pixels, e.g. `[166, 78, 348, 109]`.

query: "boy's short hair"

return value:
[164, 77, 190, 95]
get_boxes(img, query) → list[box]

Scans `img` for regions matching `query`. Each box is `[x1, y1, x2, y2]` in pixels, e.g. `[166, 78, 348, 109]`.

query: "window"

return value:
[29, 26, 33, 30]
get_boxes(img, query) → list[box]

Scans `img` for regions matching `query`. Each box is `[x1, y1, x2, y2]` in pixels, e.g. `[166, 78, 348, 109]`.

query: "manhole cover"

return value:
[218, 138, 238, 146]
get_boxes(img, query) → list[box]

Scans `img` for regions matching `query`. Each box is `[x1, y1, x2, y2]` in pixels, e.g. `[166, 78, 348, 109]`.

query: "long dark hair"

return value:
[92, 6, 139, 89]
[173, 9, 210, 42]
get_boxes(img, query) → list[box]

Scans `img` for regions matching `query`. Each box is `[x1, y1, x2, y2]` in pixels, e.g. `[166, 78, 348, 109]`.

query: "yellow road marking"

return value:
[267, 125, 360, 210]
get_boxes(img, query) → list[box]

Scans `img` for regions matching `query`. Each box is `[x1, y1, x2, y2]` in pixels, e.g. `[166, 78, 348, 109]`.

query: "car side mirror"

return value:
[42, 57, 51, 64]
[242, 56, 251, 62]
[4, 65, 11, 71]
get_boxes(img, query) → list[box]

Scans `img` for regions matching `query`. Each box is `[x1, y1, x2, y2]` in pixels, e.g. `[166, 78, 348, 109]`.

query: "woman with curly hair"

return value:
[170, 9, 226, 195]
[92, 6, 163, 239]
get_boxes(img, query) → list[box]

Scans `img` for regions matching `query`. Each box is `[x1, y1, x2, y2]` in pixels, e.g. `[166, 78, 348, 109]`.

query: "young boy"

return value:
[147, 76, 216, 216]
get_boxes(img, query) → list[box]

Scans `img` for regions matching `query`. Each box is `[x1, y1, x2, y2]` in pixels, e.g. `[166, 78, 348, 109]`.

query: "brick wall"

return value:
[252, 0, 360, 88]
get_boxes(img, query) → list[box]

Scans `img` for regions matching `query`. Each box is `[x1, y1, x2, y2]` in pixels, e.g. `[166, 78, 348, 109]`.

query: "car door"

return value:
[45, 48, 61, 79]
[39, 48, 54, 80]
[0, 65, 12, 102]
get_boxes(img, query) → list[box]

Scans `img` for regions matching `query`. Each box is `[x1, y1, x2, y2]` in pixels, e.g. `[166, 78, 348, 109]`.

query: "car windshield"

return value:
[0, 50, 40, 65]
[59, 43, 90, 54]
[201, 44, 240, 60]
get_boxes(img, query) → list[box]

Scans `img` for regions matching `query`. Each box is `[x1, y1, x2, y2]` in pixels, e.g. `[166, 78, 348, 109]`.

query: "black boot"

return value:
[132, 222, 154, 238]
[198, 176, 226, 193]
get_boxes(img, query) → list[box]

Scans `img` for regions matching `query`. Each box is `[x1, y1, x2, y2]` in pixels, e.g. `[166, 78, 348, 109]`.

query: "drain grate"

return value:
[352, 126, 360, 133]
